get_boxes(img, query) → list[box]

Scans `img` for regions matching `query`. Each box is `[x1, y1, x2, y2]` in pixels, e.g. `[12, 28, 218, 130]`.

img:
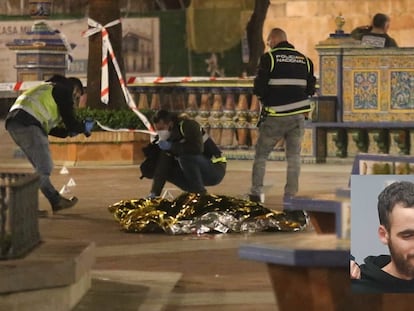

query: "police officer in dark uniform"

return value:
[147, 110, 226, 198]
[249, 28, 316, 203]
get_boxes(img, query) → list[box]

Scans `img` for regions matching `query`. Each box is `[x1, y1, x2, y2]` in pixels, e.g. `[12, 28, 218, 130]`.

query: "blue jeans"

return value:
[251, 114, 305, 197]
[6, 120, 60, 206]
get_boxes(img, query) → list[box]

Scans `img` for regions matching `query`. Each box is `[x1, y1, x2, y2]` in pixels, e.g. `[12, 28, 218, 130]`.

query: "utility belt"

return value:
[263, 99, 311, 117]
[264, 106, 311, 117]
[256, 104, 311, 127]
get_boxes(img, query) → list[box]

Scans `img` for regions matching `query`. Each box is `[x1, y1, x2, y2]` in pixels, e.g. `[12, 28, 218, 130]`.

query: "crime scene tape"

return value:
[95, 120, 156, 136]
[82, 18, 156, 135]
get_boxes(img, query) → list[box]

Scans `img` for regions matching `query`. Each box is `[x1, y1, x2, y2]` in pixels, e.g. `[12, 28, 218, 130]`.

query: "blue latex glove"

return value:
[158, 140, 172, 151]
[146, 192, 157, 199]
[84, 118, 95, 137]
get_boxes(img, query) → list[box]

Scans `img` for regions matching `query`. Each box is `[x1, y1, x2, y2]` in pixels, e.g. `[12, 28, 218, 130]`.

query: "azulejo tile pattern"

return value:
[345, 53, 414, 121]
[390, 70, 414, 110]
[352, 71, 379, 110]
[320, 56, 338, 96]
[318, 48, 414, 122]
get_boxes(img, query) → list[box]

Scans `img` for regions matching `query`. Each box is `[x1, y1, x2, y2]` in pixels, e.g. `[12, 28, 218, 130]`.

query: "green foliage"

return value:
[76, 107, 155, 131]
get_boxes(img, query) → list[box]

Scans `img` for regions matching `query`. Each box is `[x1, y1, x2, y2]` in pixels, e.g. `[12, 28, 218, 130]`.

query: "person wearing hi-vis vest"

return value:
[145, 109, 226, 198]
[248, 28, 316, 204]
[5, 75, 94, 214]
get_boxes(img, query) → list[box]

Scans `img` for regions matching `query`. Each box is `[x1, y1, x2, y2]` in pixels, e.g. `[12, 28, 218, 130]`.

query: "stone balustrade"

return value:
[127, 78, 414, 162]
[3, 71, 414, 163]
[128, 80, 268, 159]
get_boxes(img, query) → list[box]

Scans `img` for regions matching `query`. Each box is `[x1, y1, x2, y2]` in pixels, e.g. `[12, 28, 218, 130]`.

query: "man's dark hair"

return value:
[45, 74, 67, 84]
[378, 181, 414, 231]
[67, 77, 84, 95]
[152, 110, 177, 124]
[372, 13, 389, 29]
[45, 75, 84, 95]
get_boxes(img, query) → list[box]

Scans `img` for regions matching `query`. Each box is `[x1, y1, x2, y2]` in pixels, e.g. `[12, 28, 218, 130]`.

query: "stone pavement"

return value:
[0, 120, 352, 310]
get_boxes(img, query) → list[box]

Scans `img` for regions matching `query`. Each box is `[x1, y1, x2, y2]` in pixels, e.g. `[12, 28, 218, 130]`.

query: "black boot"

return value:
[52, 196, 78, 213]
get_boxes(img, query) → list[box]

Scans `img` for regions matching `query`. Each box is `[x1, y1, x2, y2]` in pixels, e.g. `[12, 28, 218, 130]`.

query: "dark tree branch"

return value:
[246, 0, 270, 75]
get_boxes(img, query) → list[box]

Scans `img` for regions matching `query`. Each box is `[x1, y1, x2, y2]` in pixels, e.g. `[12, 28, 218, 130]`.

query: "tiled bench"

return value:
[239, 232, 414, 310]
[239, 233, 353, 310]
[349, 152, 414, 175]
[307, 121, 414, 162]
[284, 153, 414, 238]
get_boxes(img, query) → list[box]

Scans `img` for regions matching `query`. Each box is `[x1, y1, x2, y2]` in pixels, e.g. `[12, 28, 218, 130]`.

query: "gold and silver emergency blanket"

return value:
[108, 192, 308, 234]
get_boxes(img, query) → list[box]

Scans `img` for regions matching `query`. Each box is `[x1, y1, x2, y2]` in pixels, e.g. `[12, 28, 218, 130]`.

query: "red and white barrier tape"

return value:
[82, 18, 155, 134]
[126, 76, 244, 84]
[0, 76, 251, 92]
[82, 18, 122, 105]
[95, 120, 156, 135]
[0, 80, 49, 92]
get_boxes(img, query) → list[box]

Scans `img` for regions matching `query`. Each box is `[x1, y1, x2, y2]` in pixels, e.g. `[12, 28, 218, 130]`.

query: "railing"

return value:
[0, 173, 40, 259]
[128, 78, 260, 151]
[2, 77, 414, 162]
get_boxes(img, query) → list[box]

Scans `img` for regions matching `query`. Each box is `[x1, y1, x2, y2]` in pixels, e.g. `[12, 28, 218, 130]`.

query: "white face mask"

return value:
[157, 130, 171, 141]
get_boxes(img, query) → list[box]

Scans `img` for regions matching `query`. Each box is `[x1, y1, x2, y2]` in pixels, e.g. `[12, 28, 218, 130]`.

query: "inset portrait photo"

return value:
[351, 175, 414, 293]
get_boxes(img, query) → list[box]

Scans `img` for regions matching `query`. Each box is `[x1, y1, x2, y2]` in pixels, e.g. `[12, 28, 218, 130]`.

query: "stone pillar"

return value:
[352, 130, 369, 153]
[390, 130, 410, 155]
[370, 129, 390, 154]
[160, 87, 174, 111]
[221, 92, 236, 148]
[150, 88, 161, 111]
[198, 88, 211, 133]
[332, 129, 348, 158]
[249, 95, 260, 148]
[172, 89, 186, 113]
[137, 90, 149, 110]
[209, 90, 223, 146]
[186, 89, 199, 119]
[235, 92, 249, 149]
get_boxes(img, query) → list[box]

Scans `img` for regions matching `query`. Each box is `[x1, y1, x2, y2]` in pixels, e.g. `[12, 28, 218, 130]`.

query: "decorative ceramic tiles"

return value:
[390, 70, 414, 110]
[320, 56, 338, 96]
[300, 128, 314, 157]
[352, 71, 379, 110]
[318, 47, 414, 122]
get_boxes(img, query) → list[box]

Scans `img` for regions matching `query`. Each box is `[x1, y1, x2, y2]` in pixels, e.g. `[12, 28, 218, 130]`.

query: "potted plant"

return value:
[49, 108, 154, 165]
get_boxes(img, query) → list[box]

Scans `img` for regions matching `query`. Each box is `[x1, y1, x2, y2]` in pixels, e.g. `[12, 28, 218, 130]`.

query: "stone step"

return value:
[0, 240, 95, 311]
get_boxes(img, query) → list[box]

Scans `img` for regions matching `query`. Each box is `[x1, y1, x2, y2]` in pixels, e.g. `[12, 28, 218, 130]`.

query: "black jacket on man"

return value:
[352, 255, 414, 293]
[150, 117, 225, 196]
[253, 41, 316, 115]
